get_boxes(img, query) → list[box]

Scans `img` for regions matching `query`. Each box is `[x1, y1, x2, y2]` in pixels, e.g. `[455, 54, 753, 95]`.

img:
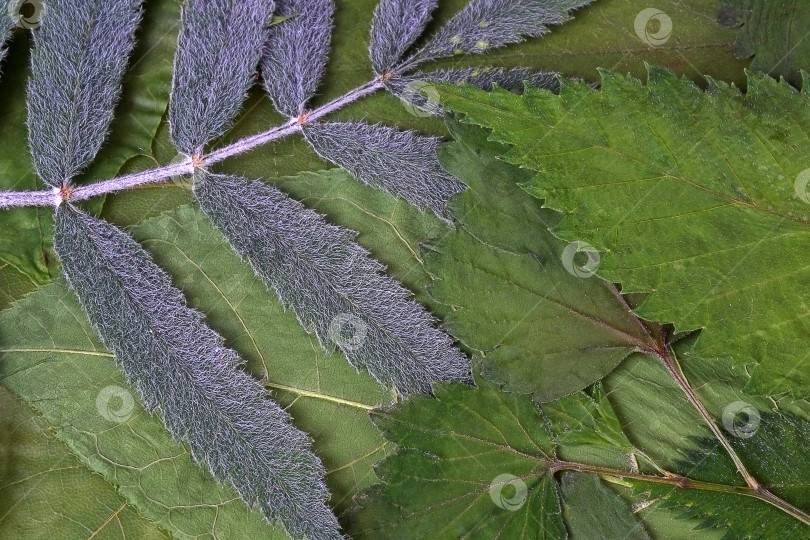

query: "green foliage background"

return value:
[2, 0, 809, 538]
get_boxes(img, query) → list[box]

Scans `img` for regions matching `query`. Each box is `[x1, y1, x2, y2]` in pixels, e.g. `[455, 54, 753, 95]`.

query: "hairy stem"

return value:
[0, 79, 385, 208]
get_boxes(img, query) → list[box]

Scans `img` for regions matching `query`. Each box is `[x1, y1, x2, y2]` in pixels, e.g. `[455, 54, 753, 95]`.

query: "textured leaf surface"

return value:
[194, 170, 470, 394]
[261, 0, 334, 116]
[0, 4, 11, 68]
[302, 121, 465, 216]
[718, 0, 810, 86]
[368, 0, 437, 74]
[426, 121, 656, 401]
[0, 0, 177, 284]
[27, 0, 142, 186]
[407, 0, 593, 66]
[560, 472, 651, 540]
[441, 68, 810, 396]
[169, 0, 274, 154]
[349, 378, 567, 540]
[0, 202, 396, 537]
[0, 386, 170, 540]
[0, 281, 288, 540]
[52, 205, 341, 539]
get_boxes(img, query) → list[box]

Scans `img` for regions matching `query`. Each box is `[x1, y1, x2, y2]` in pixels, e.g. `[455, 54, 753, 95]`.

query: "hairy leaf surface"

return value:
[302, 121, 465, 216]
[441, 68, 810, 396]
[27, 0, 142, 186]
[51, 205, 341, 540]
[194, 170, 470, 394]
[261, 0, 334, 116]
[169, 0, 275, 153]
[368, 0, 437, 74]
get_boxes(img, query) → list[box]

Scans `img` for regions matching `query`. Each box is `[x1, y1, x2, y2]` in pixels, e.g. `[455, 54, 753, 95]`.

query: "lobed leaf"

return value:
[193, 170, 471, 395]
[261, 0, 334, 117]
[406, 0, 594, 66]
[26, 0, 142, 186]
[52, 205, 342, 540]
[302, 121, 466, 216]
[169, 0, 275, 154]
[368, 0, 437, 74]
[440, 67, 810, 396]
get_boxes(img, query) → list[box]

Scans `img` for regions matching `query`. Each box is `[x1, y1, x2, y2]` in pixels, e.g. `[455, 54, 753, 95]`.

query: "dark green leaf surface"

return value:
[718, 0, 810, 86]
[0, 386, 170, 540]
[440, 68, 810, 396]
[427, 121, 657, 401]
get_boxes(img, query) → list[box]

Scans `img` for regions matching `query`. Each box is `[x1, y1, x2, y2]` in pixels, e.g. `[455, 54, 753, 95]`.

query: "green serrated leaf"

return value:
[718, 0, 810, 86]
[560, 472, 651, 540]
[349, 378, 566, 540]
[424, 120, 657, 401]
[439, 68, 810, 396]
[0, 386, 170, 539]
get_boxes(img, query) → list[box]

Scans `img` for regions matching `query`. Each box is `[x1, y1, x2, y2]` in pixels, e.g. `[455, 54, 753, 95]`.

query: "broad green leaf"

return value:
[0, 386, 170, 539]
[0, 202, 396, 536]
[349, 378, 567, 540]
[0, 282, 288, 539]
[560, 472, 651, 540]
[0, 0, 177, 284]
[439, 68, 810, 396]
[718, 0, 810, 86]
[425, 121, 658, 401]
[350, 369, 810, 539]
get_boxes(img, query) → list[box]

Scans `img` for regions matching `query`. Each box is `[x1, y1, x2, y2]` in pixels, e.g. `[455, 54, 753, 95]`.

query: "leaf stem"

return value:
[551, 459, 810, 525]
[0, 79, 386, 208]
[654, 342, 810, 527]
